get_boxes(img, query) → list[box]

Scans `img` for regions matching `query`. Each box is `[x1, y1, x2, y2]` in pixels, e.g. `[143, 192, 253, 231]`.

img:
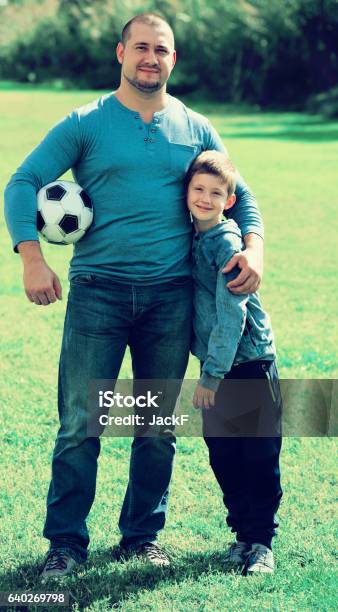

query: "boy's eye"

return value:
[195, 187, 203, 191]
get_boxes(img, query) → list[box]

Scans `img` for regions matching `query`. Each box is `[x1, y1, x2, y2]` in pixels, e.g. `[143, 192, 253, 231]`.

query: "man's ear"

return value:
[172, 50, 177, 68]
[116, 42, 124, 65]
[224, 193, 236, 211]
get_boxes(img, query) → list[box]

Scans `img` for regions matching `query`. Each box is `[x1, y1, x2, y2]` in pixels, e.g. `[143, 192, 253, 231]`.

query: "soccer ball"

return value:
[36, 180, 93, 245]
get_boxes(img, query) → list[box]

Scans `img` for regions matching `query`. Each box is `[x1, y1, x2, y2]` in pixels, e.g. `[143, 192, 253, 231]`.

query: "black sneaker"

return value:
[40, 549, 77, 581]
[119, 542, 170, 567]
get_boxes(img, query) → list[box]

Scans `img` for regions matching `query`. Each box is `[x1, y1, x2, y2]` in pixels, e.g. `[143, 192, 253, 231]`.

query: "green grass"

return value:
[0, 88, 337, 611]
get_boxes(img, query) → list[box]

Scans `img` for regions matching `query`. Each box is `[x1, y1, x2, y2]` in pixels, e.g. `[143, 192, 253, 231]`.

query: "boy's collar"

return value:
[194, 220, 227, 237]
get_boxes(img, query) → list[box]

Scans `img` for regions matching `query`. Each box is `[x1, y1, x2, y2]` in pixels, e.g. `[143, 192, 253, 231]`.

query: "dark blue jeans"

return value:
[203, 360, 283, 549]
[43, 275, 192, 561]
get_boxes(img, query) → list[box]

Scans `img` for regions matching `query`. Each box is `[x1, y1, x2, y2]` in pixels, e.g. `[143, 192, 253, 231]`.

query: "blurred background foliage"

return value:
[0, 0, 337, 113]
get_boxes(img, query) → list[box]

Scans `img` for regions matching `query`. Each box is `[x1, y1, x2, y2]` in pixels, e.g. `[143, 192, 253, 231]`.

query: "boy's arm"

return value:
[200, 265, 248, 393]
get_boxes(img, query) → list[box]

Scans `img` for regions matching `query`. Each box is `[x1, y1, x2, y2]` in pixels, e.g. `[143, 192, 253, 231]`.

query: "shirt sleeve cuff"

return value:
[240, 226, 264, 240]
[199, 373, 223, 392]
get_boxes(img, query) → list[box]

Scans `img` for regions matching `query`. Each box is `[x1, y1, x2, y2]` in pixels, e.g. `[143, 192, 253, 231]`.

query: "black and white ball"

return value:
[36, 180, 93, 245]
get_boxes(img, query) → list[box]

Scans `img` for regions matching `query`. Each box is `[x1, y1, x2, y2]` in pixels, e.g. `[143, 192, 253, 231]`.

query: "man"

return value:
[4, 13, 264, 579]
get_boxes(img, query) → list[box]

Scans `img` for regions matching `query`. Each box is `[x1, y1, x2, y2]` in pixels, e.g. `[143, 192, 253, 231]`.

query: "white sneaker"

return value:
[245, 543, 274, 574]
[224, 541, 249, 569]
[40, 549, 78, 581]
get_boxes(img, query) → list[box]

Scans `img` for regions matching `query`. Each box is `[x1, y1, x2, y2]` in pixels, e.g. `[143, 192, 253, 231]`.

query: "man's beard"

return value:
[124, 71, 162, 93]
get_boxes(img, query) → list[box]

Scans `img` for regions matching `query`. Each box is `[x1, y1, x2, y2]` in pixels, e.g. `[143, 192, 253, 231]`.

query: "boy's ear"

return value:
[224, 193, 236, 211]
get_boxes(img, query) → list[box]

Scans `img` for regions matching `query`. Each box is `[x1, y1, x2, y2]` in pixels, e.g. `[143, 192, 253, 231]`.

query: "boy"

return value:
[186, 151, 283, 574]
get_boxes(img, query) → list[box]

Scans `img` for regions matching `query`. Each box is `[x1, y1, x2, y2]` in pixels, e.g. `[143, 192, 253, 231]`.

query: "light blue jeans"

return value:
[43, 274, 192, 561]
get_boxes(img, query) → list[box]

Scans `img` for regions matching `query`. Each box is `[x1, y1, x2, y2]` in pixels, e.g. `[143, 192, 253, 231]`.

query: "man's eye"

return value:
[157, 49, 168, 55]
[136, 46, 147, 51]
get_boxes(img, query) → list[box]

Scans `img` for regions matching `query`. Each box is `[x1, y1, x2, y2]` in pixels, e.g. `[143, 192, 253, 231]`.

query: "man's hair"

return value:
[185, 151, 237, 197]
[121, 13, 175, 46]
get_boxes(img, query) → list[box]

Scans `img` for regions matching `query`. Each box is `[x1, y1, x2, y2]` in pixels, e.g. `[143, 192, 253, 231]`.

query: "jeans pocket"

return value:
[71, 274, 97, 285]
[262, 362, 283, 414]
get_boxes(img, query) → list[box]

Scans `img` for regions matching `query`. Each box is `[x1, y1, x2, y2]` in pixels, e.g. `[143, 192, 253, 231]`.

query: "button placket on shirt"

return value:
[144, 117, 160, 150]
[133, 114, 153, 145]
[134, 115, 144, 134]
[132, 113, 161, 149]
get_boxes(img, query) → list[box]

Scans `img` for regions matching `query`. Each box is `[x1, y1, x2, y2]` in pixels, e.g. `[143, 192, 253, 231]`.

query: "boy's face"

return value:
[187, 172, 236, 231]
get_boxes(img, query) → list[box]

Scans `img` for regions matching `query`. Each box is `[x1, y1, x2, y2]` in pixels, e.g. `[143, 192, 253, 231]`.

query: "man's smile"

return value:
[137, 66, 160, 73]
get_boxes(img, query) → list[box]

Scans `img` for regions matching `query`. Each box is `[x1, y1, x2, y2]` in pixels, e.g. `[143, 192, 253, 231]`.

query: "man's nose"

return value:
[144, 49, 159, 65]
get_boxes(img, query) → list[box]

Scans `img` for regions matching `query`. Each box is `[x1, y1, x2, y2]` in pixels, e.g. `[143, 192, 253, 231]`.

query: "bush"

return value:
[0, 0, 337, 106]
[306, 87, 338, 118]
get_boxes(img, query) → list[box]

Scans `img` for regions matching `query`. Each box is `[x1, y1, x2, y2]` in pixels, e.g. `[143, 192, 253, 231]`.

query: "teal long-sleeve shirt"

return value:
[4, 93, 264, 283]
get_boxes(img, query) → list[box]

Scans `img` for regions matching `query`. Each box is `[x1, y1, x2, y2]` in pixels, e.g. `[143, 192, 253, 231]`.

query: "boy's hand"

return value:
[193, 384, 215, 410]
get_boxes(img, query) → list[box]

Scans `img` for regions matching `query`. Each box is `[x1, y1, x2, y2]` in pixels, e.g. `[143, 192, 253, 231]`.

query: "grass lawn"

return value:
[0, 88, 337, 610]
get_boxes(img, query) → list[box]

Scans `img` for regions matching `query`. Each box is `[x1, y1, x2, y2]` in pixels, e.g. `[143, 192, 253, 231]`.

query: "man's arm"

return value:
[205, 122, 264, 293]
[223, 232, 263, 294]
[4, 111, 82, 251]
[4, 111, 82, 305]
[18, 241, 62, 306]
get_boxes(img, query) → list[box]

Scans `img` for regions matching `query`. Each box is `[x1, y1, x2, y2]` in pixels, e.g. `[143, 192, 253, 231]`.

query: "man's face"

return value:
[116, 22, 176, 93]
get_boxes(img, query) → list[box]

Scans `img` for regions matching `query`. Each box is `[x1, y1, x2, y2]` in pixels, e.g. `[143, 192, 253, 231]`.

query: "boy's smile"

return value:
[187, 173, 236, 232]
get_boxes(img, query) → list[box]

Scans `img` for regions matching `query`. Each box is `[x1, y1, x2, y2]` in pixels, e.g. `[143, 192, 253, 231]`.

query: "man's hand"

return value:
[18, 240, 62, 306]
[223, 233, 263, 294]
[23, 260, 62, 305]
[193, 384, 215, 410]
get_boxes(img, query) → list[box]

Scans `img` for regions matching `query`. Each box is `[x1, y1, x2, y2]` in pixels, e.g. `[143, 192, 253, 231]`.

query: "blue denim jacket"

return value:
[191, 220, 276, 391]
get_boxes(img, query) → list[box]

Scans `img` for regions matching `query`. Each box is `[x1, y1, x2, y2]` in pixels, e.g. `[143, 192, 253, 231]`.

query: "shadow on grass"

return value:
[0, 546, 239, 609]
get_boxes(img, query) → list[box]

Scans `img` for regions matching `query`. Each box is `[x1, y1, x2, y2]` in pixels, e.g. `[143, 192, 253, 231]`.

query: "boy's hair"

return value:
[121, 13, 175, 46]
[185, 151, 237, 197]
